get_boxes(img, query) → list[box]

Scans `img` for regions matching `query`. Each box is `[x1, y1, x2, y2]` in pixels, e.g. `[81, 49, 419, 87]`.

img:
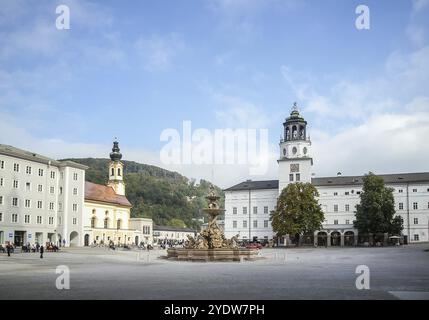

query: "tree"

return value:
[270, 182, 324, 243]
[168, 218, 186, 228]
[354, 172, 403, 237]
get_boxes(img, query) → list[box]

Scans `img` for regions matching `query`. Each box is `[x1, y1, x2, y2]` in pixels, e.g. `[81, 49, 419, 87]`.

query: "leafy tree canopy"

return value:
[354, 172, 403, 235]
[270, 182, 324, 236]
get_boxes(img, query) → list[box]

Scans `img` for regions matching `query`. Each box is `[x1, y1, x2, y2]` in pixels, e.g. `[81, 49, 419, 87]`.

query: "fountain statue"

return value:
[166, 185, 261, 262]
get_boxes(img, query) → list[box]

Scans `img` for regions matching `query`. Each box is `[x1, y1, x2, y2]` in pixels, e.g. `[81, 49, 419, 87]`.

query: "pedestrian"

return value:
[6, 244, 11, 257]
[40, 245, 44, 259]
[62, 239, 66, 247]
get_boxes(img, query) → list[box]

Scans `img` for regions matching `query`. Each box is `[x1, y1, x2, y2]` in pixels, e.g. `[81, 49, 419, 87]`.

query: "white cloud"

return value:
[135, 33, 185, 72]
[406, 25, 425, 47]
[312, 112, 429, 177]
[412, 0, 429, 12]
[212, 94, 272, 129]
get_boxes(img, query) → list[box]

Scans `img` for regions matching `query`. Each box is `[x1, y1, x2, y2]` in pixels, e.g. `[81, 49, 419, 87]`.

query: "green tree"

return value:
[354, 172, 403, 237]
[270, 182, 324, 243]
[168, 218, 186, 228]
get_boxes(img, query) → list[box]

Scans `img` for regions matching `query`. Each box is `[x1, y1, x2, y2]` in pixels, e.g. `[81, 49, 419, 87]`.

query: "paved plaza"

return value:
[1, 245, 429, 300]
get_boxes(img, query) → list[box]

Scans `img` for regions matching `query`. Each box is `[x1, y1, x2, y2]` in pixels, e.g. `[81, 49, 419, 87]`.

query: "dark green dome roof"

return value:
[110, 141, 122, 161]
[284, 103, 306, 124]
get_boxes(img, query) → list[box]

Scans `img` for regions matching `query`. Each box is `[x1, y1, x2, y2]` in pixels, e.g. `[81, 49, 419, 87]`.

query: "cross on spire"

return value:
[292, 102, 298, 111]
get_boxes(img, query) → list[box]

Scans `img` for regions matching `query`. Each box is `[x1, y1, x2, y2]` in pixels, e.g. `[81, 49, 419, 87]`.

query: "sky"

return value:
[0, 0, 429, 188]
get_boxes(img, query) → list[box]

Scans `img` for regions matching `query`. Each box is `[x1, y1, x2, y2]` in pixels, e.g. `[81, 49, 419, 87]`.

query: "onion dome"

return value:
[109, 141, 122, 161]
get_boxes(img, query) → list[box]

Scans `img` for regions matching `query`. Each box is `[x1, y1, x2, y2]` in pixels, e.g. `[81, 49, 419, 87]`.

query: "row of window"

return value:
[325, 201, 429, 213]
[91, 216, 123, 229]
[232, 220, 270, 229]
[289, 173, 301, 182]
[143, 225, 151, 234]
[0, 160, 80, 181]
[0, 212, 76, 225]
[0, 179, 79, 196]
[396, 188, 429, 193]
[232, 206, 271, 215]
[331, 219, 351, 225]
[329, 191, 361, 196]
[330, 204, 352, 212]
[0, 196, 77, 211]
[326, 188, 429, 197]
[398, 202, 429, 210]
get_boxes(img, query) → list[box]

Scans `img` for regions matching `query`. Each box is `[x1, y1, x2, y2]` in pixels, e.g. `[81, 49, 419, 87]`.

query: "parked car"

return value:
[245, 242, 263, 249]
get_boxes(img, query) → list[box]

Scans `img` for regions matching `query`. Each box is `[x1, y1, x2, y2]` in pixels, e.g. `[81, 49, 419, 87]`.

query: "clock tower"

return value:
[278, 103, 313, 194]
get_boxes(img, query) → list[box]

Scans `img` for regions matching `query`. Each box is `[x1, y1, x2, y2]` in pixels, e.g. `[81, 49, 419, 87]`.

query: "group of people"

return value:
[0, 241, 61, 258]
[159, 239, 184, 249]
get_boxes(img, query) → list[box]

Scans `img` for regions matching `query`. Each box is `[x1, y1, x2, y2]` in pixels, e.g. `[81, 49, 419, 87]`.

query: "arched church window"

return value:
[117, 219, 121, 230]
[91, 216, 96, 228]
[118, 168, 121, 176]
[111, 168, 114, 176]
[104, 218, 109, 229]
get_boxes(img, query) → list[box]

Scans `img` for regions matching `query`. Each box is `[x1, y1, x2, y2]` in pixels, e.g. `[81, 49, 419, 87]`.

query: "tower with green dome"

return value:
[278, 103, 313, 193]
[107, 140, 125, 196]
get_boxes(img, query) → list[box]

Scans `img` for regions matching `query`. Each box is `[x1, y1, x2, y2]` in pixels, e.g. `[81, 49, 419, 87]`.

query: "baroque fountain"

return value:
[166, 186, 260, 262]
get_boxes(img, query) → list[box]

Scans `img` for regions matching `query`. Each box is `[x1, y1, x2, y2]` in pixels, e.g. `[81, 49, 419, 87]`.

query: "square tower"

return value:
[278, 103, 313, 193]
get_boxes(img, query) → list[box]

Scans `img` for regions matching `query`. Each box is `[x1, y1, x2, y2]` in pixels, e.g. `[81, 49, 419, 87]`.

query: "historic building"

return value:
[0, 141, 154, 247]
[224, 105, 429, 245]
[82, 141, 153, 246]
[153, 225, 197, 244]
[0, 144, 87, 246]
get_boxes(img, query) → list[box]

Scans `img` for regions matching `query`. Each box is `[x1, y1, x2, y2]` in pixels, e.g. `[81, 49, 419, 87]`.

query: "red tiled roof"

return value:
[85, 181, 132, 207]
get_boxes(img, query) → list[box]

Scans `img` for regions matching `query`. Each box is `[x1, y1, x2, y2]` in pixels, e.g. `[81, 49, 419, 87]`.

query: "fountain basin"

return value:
[166, 248, 263, 262]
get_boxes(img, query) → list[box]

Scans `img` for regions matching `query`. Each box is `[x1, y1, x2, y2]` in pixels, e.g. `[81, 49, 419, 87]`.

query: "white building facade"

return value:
[224, 106, 429, 245]
[153, 226, 197, 243]
[0, 144, 87, 247]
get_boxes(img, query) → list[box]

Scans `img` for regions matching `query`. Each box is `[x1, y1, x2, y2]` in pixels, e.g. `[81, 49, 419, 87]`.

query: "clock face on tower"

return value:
[290, 163, 299, 172]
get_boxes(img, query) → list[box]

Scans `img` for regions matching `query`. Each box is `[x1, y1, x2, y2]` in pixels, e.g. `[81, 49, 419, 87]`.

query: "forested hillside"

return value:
[63, 158, 224, 230]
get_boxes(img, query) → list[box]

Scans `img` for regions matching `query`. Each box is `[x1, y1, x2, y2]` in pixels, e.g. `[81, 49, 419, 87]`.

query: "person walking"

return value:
[6, 244, 11, 257]
[40, 245, 44, 259]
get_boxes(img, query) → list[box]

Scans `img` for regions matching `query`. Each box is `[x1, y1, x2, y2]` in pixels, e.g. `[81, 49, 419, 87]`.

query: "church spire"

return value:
[107, 140, 125, 196]
[110, 140, 122, 161]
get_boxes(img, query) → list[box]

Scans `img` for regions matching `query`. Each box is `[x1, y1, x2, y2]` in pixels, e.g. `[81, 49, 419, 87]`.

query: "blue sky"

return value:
[1, 0, 429, 187]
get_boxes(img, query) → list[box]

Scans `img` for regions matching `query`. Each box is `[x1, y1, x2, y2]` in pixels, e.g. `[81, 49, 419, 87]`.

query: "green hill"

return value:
[62, 158, 224, 230]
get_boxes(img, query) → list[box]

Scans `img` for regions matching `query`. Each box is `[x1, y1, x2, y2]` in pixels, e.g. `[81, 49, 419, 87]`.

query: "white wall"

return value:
[0, 154, 85, 246]
[224, 189, 277, 241]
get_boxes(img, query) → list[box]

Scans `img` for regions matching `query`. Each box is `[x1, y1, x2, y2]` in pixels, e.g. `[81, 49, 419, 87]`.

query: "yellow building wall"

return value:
[83, 200, 142, 245]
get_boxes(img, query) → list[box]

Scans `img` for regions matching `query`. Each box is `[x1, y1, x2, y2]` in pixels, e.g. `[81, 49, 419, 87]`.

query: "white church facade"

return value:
[224, 105, 429, 245]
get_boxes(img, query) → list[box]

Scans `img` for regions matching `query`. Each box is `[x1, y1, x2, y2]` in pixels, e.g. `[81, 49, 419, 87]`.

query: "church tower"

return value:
[107, 140, 125, 196]
[278, 103, 313, 194]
